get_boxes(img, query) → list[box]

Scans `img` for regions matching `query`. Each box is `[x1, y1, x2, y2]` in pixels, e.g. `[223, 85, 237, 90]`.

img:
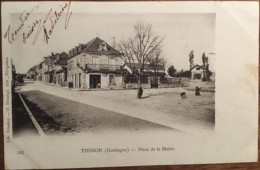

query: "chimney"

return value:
[111, 36, 116, 48]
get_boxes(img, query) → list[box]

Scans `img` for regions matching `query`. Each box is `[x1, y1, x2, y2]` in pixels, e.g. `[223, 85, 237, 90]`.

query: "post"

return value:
[158, 76, 160, 88]
[148, 76, 151, 88]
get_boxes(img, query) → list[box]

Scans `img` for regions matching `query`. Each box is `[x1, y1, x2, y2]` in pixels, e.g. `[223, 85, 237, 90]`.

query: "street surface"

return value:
[15, 80, 215, 136]
[20, 90, 175, 135]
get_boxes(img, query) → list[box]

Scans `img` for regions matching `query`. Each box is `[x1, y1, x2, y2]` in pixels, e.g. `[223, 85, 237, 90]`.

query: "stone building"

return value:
[67, 37, 124, 89]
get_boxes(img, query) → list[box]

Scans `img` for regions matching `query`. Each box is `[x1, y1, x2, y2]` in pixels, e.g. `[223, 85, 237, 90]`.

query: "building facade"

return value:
[53, 52, 69, 85]
[27, 66, 37, 79]
[191, 64, 212, 81]
[67, 37, 124, 89]
[191, 64, 203, 79]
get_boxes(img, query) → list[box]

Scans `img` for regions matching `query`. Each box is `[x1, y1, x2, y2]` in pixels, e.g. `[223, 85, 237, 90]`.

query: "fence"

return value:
[124, 76, 148, 84]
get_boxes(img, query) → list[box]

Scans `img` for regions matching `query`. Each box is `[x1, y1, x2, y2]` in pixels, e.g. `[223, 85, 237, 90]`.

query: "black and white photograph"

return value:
[2, 1, 258, 169]
[11, 13, 215, 137]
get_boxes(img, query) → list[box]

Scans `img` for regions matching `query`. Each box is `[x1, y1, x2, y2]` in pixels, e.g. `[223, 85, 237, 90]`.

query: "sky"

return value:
[8, 12, 215, 73]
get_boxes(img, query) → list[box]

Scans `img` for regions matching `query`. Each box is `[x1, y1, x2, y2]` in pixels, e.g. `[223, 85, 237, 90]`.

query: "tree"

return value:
[189, 50, 194, 70]
[118, 22, 164, 85]
[202, 52, 207, 67]
[167, 65, 176, 77]
[173, 70, 190, 78]
[202, 52, 209, 81]
[148, 49, 167, 76]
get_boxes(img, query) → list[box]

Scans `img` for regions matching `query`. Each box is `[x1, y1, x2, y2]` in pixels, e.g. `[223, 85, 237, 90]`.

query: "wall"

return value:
[107, 74, 123, 89]
[85, 54, 124, 66]
[159, 83, 184, 88]
[191, 66, 203, 79]
[125, 83, 151, 89]
[67, 53, 86, 88]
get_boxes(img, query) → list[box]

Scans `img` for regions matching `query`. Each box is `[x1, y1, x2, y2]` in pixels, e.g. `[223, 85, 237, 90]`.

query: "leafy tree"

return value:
[202, 52, 209, 81]
[167, 65, 176, 77]
[189, 50, 194, 78]
[189, 50, 194, 68]
[202, 52, 208, 67]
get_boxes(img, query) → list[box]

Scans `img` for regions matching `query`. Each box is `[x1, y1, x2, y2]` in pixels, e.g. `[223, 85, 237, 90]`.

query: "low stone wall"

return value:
[159, 83, 180, 88]
[125, 83, 151, 89]
[108, 83, 124, 90]
[185, 86, 215, 92]
[200, 86, 215, 92]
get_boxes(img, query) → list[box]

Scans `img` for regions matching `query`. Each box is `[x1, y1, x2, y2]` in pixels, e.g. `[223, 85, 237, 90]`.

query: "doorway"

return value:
[150, 76, 159, 88]
[90, 75, 101, 88]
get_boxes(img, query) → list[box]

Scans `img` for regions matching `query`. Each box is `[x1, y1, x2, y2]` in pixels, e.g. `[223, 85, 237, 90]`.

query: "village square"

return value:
[11, 18, 215, 137]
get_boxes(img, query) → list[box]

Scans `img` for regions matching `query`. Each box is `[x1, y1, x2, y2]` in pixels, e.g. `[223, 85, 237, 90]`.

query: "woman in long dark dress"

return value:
[137, 86, 143, 99]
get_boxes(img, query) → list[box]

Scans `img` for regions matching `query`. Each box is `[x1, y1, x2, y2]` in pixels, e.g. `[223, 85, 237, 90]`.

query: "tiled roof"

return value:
[59, 52, 69, 59]
[69, 37, 121, 59]
[83, 37, 119, 54]
[190, 64, 204, 70]
[55, 60, 67, 65]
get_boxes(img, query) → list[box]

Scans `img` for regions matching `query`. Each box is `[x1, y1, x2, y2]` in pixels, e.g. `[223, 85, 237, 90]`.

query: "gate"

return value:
[150, 76, 158, 88]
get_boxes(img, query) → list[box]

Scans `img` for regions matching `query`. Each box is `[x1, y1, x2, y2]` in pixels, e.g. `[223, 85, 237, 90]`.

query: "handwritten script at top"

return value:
[4, 1, 72, 45]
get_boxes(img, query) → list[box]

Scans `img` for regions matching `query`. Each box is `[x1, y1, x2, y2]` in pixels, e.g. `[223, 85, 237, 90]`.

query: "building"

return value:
[27, 66, 37, 79]
[67, 37, 124, 89]
[42, 56, 51, 83]
[191, 64, 203, 79]
[191, 64, 212, 81]
[35, 63, 43, 81]
[53, 52, 69, 85]
[123, 63, 166, 88]
[40, 52, 69, 84]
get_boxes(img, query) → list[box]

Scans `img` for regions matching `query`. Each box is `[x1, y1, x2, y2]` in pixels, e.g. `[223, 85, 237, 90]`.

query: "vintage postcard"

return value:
[2, 1, 258, 169]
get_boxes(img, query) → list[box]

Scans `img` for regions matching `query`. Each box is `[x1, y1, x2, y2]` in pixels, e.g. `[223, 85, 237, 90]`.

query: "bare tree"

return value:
[118, 22, 164, 85]
[147, 49, 167, 76]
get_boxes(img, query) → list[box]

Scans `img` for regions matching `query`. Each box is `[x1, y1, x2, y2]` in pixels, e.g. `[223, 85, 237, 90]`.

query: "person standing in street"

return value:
[137, 86, 143, 99]
[195, 86, 201, 96]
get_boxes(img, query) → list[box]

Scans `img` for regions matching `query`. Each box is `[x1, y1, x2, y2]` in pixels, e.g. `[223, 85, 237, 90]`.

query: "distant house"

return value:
[41, 56, 50, 82]
[36, 63, 43, 81]
[67, 37, 124, 89]
[191, 64, 203, 79]
[40, 52, 69, 84]
[27, 66, 37, 79]
[191, 64, 211, 81]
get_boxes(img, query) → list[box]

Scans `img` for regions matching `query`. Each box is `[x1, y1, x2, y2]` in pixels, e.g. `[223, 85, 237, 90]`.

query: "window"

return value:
[109, 58, 115, 65]
[98, 42, 108, 51]
[196, 67, 200, 70]
[68, 61, 73, 70]
[108, 58, 115, 70]
[109, 74, 115, 84]
[92, 57, 99, 69]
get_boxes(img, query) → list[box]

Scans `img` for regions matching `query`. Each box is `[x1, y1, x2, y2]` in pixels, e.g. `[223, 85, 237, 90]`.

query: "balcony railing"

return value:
[86, 64, 121, 71]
